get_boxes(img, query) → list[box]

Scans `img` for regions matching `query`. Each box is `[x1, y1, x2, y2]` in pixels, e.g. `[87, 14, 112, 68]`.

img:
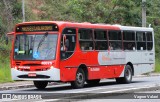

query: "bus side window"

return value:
[61, 28, 76, 59]
[94, 30, 108, 50]
[79, 29, 94, 51]
[123, 31, 136, 51]
[146, 32, 153, 50]
[136, 32, 146, 50]
[108, 30, 122, 50]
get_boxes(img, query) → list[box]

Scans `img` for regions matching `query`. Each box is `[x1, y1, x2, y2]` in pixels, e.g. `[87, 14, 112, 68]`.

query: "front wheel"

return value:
[71, 68, 85, 88]
[33, 81, 48, 89]
[116, 65, 132, 84]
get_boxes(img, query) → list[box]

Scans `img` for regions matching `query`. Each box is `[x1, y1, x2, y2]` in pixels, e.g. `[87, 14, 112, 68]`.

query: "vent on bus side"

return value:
[15, 61, 21, 66]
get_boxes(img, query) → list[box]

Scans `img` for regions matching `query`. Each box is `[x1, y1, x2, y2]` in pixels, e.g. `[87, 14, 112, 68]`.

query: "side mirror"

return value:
[62, 34, 66, 52]
[6, 32, 14, 45]
[5, 36, 8, 45]
[61, 34, 69, 52]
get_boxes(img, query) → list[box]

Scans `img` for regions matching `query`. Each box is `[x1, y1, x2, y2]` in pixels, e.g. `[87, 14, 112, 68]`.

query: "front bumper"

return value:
[11, 67, 60, 81]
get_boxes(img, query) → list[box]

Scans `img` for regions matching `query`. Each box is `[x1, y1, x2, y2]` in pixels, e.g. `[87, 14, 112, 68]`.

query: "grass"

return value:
[0, 42, 13, 83]
[0, 64, 13, 83]
[155, 58, 160, 72]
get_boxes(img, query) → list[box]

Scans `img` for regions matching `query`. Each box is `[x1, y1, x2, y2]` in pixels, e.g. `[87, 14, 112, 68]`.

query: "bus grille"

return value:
[15, 61, 21, 66]
[23, 64, 42, 66]
[17, 75, 50, 78]
[17, 68, 50, 71]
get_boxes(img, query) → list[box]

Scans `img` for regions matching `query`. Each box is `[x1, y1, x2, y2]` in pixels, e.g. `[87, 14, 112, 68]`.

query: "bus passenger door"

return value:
[60, 28, 77, 81]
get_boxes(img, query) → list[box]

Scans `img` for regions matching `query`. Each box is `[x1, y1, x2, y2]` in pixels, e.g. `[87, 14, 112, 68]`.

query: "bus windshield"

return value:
[14, 34, 58, 60]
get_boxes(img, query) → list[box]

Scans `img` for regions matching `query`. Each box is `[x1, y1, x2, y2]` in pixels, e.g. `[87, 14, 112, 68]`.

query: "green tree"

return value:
[146, 0, 160, 59]
[0, 0, 22, 42]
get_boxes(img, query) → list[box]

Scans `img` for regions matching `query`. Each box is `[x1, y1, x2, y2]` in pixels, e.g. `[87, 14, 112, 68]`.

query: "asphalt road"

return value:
[79, 88, 160, 102]
[0, 75, 160, 101]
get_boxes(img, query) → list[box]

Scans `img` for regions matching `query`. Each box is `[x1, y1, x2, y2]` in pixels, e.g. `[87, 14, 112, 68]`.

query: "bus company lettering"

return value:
[41, 61, 52, 65]
[90, 68, 100, 71]
[98, 52, 125, 65]
[18, 66, 30, 69]
[102, 53, 111, 61]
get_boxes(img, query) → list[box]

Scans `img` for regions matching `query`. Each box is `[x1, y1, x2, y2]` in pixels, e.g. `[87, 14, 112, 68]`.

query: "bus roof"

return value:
[16, 21, 153, 32]
[114, 25, 153, 32]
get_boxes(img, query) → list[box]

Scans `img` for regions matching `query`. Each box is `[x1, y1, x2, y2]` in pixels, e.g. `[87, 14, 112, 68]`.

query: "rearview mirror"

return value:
[5, 36, 8, 45]
[62, 34, 66, 51]
[6, 32, 14, 45]
[62, 34, 69, 52]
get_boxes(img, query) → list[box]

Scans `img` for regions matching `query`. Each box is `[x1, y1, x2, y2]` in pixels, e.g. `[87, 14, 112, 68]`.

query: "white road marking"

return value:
[35, 99, 60, 102]
[100, 85, 157, 93]
[55, 87, 104, 93]
[45, 85, 145, 93]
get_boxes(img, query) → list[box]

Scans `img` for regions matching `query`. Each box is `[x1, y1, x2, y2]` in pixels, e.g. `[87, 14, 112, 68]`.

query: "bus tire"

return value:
[86, 79, 100, 86]
[33, 81, 48, 89]
[116, 65, 132, 84]
[71, 68, 85, 88]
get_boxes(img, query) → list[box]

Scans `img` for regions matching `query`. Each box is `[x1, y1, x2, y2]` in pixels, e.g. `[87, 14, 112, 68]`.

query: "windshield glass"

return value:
[14, 34, 58, 60]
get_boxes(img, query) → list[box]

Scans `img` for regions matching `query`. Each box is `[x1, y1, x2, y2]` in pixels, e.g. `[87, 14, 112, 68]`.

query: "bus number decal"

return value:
[90, 68, 100, 71]
[41, 61, 52, 65]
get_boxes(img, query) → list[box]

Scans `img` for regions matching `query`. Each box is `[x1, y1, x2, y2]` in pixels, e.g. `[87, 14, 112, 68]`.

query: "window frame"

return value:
[146, 32, 153, 51]
[136, 31, 147, 51]
[60, 27, 77, 60]
[123, 30, 136, 51]
[94, 29, 108, 51]
[108, 30, 122, 51]
[78, 28, 94, 51]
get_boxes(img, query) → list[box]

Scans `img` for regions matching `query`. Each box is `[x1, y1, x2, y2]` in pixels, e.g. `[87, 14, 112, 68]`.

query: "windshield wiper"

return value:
[23, 33, 29, 54]
[23, 33, 28, 48]
[37, 32, 48, 52]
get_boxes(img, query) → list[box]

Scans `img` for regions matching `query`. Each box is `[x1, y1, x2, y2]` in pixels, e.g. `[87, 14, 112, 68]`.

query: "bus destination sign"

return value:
[16, 24, 58, 32]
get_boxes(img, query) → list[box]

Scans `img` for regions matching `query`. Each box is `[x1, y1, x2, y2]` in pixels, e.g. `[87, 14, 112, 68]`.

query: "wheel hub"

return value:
[126, 68, 131, 80]
[77, 72, 83, 84]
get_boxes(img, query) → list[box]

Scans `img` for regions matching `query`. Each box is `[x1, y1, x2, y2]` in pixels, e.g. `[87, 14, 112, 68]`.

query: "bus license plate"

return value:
[28, 73, 36, 77]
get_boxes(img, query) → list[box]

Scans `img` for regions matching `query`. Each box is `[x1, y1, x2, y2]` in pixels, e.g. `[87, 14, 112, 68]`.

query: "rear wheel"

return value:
[71, 68, 85, 88]
[86, 79, 100, 86]
[33, 81, 48, 89]
[116, 65, 132, 84]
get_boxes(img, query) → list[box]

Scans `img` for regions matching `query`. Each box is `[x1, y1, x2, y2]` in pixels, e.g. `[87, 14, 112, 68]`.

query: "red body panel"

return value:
[60, 50, 124, 82]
